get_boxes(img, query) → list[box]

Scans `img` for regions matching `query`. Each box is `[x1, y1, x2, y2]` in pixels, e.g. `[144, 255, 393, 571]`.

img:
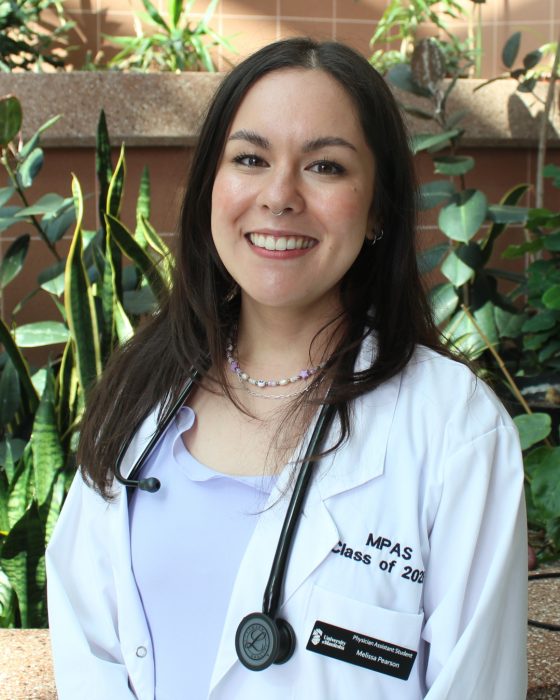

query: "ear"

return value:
[365, 208, 378, 241]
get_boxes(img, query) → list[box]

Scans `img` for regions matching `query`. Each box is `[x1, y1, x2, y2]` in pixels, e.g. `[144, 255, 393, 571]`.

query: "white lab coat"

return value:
[46, 345, 528, 699]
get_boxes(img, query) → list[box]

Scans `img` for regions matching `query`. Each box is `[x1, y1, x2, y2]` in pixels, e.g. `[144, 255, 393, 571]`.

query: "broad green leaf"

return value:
[31, 370, 65, 506]
[386, 64, 431, 96]
[455, 241, 484, 270]
[543, 285, 560, 310]
[38, 260, 66, 297]
[0, 187, 15, 207]
[434, 156, 474, 176]
[123, 286, 158, 315]
[430, 282, 459, 325]
[0, 318, 38, 413]
[15, 194, 65, 218]
[522, 311, 557, 333]
[495, 307, 525, 338]
[0, 234, 30, 289]
[514, 413, 552, 450]
[17, 148, 44, 189]
[487, 205, 529, 224]
[538, 339, 560, 363]
[18, 115, 60, 160]
[544, 232, 560, 252]
[502, 32, 521, 68]
[0, 358, 20, 426]
[481, 183, 531, 264]
[65, 177, 102, 394]
[14, 322, 69, 348]
[418, 180, 455, 210]
[412, 130, 461, 154]
[443, 302, 498, 359]
[441, 250, 474, 286]
[0, 96, 22, 147]
[531, 447, 560, 519]
[523, 50, 542, 70]
[417, 243, 449, 275]
[43, 200, 76, 244]
[1, 502, 47, 627]
[438, 189, 488, 242]
[31, 368, 47, 397]
[502, 239, 542, 259]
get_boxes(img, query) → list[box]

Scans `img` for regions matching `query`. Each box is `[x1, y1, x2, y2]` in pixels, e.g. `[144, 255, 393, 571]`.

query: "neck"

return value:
[234, 300, 345, 378]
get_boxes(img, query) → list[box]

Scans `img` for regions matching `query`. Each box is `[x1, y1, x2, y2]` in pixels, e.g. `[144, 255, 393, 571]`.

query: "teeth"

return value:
[249, 234, 314, 251]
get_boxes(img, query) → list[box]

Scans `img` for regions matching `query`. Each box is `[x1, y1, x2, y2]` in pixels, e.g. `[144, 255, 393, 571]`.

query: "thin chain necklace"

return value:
[226, 331, 326, 398]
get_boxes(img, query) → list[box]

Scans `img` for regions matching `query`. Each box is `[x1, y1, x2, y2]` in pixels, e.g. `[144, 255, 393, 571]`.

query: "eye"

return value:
[308, 159, 346, 176]
[232, 153, 267, 168]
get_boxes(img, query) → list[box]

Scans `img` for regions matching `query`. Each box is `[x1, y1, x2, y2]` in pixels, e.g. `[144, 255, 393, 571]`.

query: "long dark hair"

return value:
[79, 38, 444, 498]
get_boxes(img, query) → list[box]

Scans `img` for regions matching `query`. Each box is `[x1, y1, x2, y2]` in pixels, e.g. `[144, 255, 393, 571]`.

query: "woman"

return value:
[46, 38, 527, 699]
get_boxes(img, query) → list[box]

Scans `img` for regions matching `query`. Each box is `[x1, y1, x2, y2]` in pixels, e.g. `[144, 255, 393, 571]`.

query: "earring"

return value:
[366, 228, 384, 246]
[225, 283, 240, 302]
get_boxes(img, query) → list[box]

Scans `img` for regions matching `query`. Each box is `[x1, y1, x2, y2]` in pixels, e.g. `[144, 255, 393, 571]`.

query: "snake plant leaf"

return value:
[441, 250, 475, 288]
[105, 213, 168, 305]
[0, 466, 9, 536]
[0, 318, 38, 413]
[514, 413, 552, 450]
[100, 223, 118, 362]
[107, 144, 125, 219]
[531, 447, 560, 520]
[56, 340, 76, 438]
[142, 0, 170, 30]
[17, 148, 44, 189]
[429, 282, 459, 325]
[96, 110, 112, 239]
[14, 321, 69, 347]
[0, 439, 25, 478]
[135, 166, 151, 247]
[44, 469, 66, 547]
[140, 215, 173, 284]
[6, 447, 34, 529]
[65, 177, 102, 394]
[31, 369, 65, 507]
[0, 234, 30, 289]
[480, 183, 530, 264]
[0, 95, 22, 147]
[502, 32, 521, 68]
[438, 189, 488, 242]
[487, 204, 529, 224]
[0, 501, 47, 627]
[114, 299, 134, 344]
[0, 357, 21, 427]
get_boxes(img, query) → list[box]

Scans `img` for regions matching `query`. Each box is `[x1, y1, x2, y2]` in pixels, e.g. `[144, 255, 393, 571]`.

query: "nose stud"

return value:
[271, 208, 288, 217]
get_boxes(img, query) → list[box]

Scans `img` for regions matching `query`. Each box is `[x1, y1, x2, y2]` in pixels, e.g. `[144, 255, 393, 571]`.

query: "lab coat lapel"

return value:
[209, 365, 402, 693]
[208, 468, 340, 694]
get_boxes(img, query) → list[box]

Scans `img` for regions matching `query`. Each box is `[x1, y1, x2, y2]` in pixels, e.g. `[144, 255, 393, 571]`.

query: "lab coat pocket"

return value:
[295, 585, 424, 700]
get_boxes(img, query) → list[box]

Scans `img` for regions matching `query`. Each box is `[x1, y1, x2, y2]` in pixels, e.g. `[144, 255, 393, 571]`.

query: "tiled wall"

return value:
[62, 0, 560, 77]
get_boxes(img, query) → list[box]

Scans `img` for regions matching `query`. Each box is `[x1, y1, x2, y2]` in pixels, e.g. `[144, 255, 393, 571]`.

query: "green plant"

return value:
[387, 40, 529, 360]
[106, 0, 234, 72]
[0, 0, 74, 71]
[369, 0, 476, 77]
[0, 94, 171, 627]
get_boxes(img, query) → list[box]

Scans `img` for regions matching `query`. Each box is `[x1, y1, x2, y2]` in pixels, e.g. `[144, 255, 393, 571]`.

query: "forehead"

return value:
[227, 68, 366, 144]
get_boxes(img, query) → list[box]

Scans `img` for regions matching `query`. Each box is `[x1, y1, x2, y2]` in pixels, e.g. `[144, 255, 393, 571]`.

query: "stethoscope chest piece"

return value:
[235, 612, 296, 671]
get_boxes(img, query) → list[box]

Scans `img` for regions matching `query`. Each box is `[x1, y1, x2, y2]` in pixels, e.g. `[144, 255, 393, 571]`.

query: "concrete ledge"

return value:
[0, 73, 557, 149]
[1, 567, 558, 700]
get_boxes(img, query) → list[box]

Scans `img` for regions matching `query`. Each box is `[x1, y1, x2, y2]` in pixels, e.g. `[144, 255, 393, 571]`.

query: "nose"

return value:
[256, 165, 304, 216]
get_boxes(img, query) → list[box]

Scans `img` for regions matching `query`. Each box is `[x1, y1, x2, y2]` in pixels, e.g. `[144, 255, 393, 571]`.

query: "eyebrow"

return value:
[228, 130, 357, 153]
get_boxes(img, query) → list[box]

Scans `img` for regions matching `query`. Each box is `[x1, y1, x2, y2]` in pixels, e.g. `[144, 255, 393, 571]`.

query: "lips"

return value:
[248, 233, 317, 251]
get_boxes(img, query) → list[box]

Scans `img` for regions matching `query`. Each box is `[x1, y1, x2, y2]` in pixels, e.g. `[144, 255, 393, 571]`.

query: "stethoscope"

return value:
[114, 370, 337, 671]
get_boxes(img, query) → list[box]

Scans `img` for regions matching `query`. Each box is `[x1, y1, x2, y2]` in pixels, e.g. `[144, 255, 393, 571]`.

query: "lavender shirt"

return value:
[129, 407, 275, 699]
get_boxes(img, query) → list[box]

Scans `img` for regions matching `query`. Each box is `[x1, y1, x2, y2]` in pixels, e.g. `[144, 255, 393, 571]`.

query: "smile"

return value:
[248, 233, 316, 251]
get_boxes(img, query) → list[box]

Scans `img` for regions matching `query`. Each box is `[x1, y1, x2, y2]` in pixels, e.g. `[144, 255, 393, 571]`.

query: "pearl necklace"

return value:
[226, 335, 326, 397]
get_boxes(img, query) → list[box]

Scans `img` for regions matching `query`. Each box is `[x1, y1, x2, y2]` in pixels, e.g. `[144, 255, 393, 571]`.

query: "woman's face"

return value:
[211, 68, 376, 318]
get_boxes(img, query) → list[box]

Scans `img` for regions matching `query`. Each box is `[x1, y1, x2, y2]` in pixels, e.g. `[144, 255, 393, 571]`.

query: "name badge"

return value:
[306, 620, 417, 680]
